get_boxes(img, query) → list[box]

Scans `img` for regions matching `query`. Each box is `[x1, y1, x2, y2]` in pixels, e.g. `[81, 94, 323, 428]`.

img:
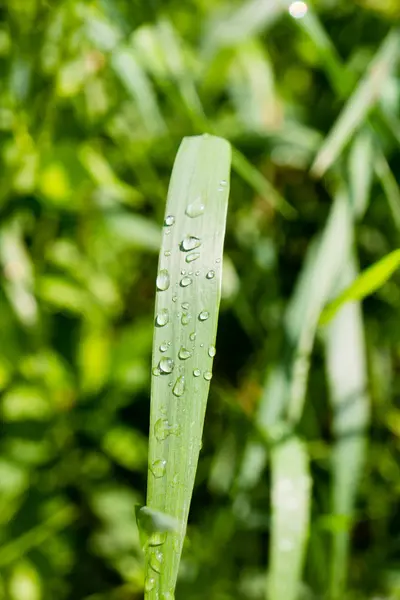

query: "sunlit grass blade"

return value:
[268, 437, 311, 600]
[320, 248, 400, 325]
[311, 29, 400, 177]
[348, 130, 374, 219]
[324, 258, 370, 599]
[145, 134, 231, 598]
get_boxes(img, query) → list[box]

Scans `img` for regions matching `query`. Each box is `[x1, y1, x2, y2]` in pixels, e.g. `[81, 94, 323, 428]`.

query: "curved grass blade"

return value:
[324, 257, 370, 599]
[145, 134, 231, 599]
[268, 437, 311, 600]
[320, 248, 400, 326]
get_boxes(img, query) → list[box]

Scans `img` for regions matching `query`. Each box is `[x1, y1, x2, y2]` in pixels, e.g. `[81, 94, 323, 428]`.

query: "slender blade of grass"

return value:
[311, 29, 400, 177]
[145, 134, 231, 599]
[268, 437, 311, 600]
[324, 257, 370, 599]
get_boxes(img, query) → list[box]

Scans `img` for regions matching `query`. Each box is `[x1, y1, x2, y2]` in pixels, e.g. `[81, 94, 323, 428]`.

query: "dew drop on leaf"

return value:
[151, 459, 167, 478]
[156, 309, 169, 327]
[156, 269, 170, 291]
[158, 357, 174, 374]
[172, 375, 185, 397]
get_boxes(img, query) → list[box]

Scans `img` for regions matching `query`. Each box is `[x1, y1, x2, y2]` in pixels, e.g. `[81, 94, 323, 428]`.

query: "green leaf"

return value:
[145, 134, 231, 598]
[320, 249, 400, 325]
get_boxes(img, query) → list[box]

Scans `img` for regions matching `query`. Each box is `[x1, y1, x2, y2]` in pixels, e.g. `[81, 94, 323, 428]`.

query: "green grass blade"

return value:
[268, 437, 311, 600]
[324, 258, 370, 599]
[348, 130, 374, 219]
[320, 248, 400, 325]
[374, 150, 400, 230]
[145, 134, 231, 599]
[311, 29, 400, 177]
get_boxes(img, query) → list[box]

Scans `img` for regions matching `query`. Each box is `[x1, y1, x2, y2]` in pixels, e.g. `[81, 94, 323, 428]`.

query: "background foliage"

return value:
[0, 0, 400, 598]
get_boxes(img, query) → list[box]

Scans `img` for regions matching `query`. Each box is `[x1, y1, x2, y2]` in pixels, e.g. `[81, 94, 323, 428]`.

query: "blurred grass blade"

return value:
[268, 437, 311, 600]
[145, 134, 231, 598]
[375, 151, 400, 230]
[320, 249, 400, 325]
[348, 130, 374, 219]
[231, 148, 297, 218]
[311, 29, 400, 177]
[324, 258, 369, 599]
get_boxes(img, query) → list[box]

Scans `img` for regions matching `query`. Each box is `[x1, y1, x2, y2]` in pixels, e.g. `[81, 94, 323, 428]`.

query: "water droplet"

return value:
[189, 332, 196, 341]
[186, 252, 200, 263]
[152, 366, 160, 376]
[144, 576, 155, 592]
[208, 345, 216, 357]
[216, 258, 221, 263]
[200, 343, 204, 348]
[178, 347, 192, 360]
[149, 531, 167, 546]
[193, 368, 201, 377]
[198, 310, 209, 321]
[219, 179, 227, 187]
[159, 342, 168, 352]
[173, 375, 185, 397]
[156, 309, 169, 327]
[164, 215, 175, 226]
[180, 236, 201, 252]
[181, 302, 189, 310]
[158, 357, 174, 374]
[154, 418, 179, 441]
[164, 250, 171, 257]
[186, 199, 205, 218]
[181, 312, 191, 326]
[156, 269, 170, 291]
[149, 549, 163, 573]
[161, 591, 174, 600]
[203, 371, 212, 381]
[151, 459, 167, 478]
[181, 269, 186, 275]
[172, 294, 177, 302]
[206, 270, 215, 280]
[288, 1, 308, 19]
[180, 276, 192, 287]
[195, 270, 200, 276]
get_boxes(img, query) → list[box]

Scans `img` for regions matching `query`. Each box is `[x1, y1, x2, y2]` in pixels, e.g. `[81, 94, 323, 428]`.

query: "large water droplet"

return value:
[156, 269, 170, 291]
[159, 342, 168, 352]
[144, 576, 155, 592]
[208, 345, 216, 358]
[154, 418, 179, 441]
[203, 371, 212, 381]
[206, 270, 215, 280]
[186, 199, 205, 218]
[149, 532, 167, 547]
[181, 312, 191, 326]
[173, 375, 185, 397]
[180, 236, 201, 252]
[151, 459, 167, 478]
[193, 368, 201, 377]
[149, 549, 163, 573]
[178, 347, 192, 360]
[186, 252, 200, 263]
[180, 276, 192, 287]
[164, 215, 175, 226]
[288, 1, 308, 19]
[158, 357, 174, 374]
[156, 309, 169, 327]
[198, 310, 209, 321]
[189, 332, 196, 341]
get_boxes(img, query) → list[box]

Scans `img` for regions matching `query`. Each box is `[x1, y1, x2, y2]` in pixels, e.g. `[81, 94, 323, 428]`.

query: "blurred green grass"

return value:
[0, 0, 400, 599]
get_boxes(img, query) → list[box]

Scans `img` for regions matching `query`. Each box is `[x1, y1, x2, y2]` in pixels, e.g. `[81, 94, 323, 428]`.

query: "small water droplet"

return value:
[208, 345, 216, 357]
[149, 531, 167, 546]
[193, 368, 201, 377]
[152, 366, 160, 376]
[203, 371, 212, 381]
[181, 269, 186, 275]
[156, 269, 170, 291]
[180, 276, 193, 287]
[195, 270, 200, 276]
[158, 357, 174, 374]
[206, 270, 215, 280]
[189, 332, 196, 341]
[216, 258, 221, 263]
[180, 235, 201, 252]
[149, 549, 163, 573]
[173, 375, 185, 397]
[156, 309, 169, 327]
[178, 347, 192, 360]
[154, 418, 179, 441]
[161, 591, 174, 600]
[288, 1, 308, 19]
[164, 215, 175, 227]
[186, 252, 200, 263]
[198, 310, 209, 321]
[181, 312, 191, 326]
[181, 302, 189, 310]
[144, 576, 156, 592]
[168, 381, 173, 387]
[172, 294, 177, 302]
[159, 342, 168, 352]
[200, 343, 204, 348]
[186, 199, 205, 218]
[164, 250, 171, 257]
[150, 459, 167, 478]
